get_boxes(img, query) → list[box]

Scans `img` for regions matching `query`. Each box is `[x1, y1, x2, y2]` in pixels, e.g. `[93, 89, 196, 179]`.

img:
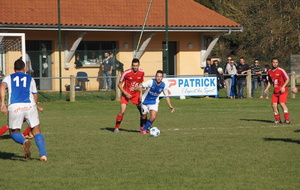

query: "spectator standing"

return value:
[236, 57, 251, 99]
[264, 58, 290, 124]
[224, 59, 237, 99]
[204, 58, 212, 74]
[101, 52, 114, 91]
[223, 56, 233, 72]
[210, 60, 223, 98]
[260, 64, 270, 99]
[217, 67, 225, 92]
[250, 59, 262, 98]
[211, 59, 221, 75]
[20, 53, 33, 76]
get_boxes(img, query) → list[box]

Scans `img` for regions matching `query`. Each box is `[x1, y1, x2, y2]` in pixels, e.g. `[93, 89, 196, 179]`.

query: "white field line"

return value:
[41, 124, 300, 136]
[167, 124, 300, 131]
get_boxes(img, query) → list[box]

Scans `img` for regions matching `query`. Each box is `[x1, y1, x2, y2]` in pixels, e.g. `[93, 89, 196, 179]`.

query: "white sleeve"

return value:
[2, 76, 10, 85]
[162, 84, 169, 96]
[30, 78, 38, 94]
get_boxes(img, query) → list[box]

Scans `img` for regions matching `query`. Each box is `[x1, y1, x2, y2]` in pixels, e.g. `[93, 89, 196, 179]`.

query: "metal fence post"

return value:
[246, 72, 252, 98]
[115, 75, 121, 101]
[70, 75, 76, 102]
[291, 71, 296, 99]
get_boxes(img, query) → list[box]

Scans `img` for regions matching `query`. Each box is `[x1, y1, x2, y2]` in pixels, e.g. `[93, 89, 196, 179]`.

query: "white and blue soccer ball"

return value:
[149, 127, 160, 137]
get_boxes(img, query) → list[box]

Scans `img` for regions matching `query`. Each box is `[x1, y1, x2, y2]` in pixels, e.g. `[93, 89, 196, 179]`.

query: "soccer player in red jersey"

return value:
[264, 58, 290, 124]
[114, 58, 145, 132]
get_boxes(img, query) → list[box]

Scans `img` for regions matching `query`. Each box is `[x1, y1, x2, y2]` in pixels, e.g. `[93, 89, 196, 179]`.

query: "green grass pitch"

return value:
[1, 95, 300, 189]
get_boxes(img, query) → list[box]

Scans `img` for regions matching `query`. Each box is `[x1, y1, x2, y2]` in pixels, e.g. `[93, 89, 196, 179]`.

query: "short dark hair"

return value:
[156, 70, 164, 76]
[206, 58, 211, 61]
[132, 58, 140, 64]
[271, 58, 279, 63]
[14, 59, 25, 71]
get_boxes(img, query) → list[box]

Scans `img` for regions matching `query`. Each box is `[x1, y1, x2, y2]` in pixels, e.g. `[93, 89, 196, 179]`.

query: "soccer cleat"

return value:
[140, 130, 147, 134]
[40, 155, 48, 162]
[283, 120, 290, 124]
[24, 133, 34, 139]
[273, 120, 281, 124]
[114, 128, 120, 133]
[23, 140, 31, 159]
[266, 97, 269, 99]
[260, 96, 263, 99]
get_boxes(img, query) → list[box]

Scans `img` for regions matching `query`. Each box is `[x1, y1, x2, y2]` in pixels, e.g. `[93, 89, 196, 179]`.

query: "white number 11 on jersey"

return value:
[13, 76, 27, 87]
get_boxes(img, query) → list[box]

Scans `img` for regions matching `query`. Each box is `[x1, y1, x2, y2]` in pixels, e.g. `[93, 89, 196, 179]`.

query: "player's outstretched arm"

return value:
[165, 97, 175, 113]
[37, 105, 44, 112]
[33, 93, 44, 112]
[280, 77, 290, 93]
[264, 82, 271, 94]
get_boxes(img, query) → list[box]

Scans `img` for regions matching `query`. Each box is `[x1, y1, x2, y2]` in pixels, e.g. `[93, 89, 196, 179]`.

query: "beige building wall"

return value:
[5, 30, 214, 91]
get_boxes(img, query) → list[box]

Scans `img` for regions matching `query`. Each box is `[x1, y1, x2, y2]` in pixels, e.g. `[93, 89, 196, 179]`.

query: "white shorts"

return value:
[8, 103, 40, 130]
[141, 104, 158, 114]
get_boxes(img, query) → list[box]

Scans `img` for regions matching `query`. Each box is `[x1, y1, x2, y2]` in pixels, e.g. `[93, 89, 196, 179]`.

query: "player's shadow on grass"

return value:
[100, 127, 140, 133]
[294, 129, 300, 133]
[240, 118, 273, 123]
[0, 151, 29, 161]
[264, 138, 300, 144]
[0, 134, 11, 139]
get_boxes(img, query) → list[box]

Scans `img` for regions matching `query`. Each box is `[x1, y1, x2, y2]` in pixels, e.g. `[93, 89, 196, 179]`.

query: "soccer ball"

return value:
[149, 127, 160, 137]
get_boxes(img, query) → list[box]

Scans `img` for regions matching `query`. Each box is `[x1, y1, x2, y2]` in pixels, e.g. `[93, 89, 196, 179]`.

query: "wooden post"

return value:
[246, 72, 252, 98]
[291, 71, 296, 99]
[70, 75, 75, 102]
[115, 75, 121, 101]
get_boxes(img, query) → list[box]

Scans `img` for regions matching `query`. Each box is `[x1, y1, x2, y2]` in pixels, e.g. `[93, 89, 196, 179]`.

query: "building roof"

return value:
[0, 0, 242, 32]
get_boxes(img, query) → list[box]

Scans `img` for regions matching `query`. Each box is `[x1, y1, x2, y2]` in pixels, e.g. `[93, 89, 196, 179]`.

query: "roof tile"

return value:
[0, 0, 241, 28]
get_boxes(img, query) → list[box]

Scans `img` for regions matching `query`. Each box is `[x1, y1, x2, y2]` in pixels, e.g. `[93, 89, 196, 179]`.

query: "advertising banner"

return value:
[163, 77, 218, 97]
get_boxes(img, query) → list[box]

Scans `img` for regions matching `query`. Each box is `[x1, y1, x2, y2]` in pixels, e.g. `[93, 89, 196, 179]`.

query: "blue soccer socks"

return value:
[35, 133, 47, 157]
[11, 132, 26, 144]
[142, 120, 153, 131]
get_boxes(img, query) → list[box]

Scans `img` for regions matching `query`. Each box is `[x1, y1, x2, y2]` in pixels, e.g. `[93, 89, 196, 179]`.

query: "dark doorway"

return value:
[26, 41, 52, 90]
[162, 41, 177, 76]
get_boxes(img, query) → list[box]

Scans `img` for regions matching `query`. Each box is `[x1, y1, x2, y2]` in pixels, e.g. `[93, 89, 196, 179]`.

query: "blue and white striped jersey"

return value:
[142, 79, 168, 105]
[2, 72, 37, 105]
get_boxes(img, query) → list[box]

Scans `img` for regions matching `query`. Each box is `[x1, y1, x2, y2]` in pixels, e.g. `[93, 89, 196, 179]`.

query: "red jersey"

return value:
[268, 67, 289, 94]
[120, 68, 144, 94]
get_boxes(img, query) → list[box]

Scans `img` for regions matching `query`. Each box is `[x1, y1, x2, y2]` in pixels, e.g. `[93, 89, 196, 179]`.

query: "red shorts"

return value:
[121, 93, 141, 105]
[272, 88, 288, 104]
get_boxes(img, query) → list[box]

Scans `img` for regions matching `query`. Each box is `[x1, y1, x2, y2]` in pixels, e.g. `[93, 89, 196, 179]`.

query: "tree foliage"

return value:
[195, 0, 300, 61]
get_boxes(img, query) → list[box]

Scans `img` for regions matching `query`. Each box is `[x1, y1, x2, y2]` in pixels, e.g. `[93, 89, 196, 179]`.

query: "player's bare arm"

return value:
[280, 78, 290, 93]
[32, 93, 44, 112]
[118, 81, 132, 98]
[165, 97, 175, 113]
[0, 82, 7, 116]
[292, 87, 300, 94]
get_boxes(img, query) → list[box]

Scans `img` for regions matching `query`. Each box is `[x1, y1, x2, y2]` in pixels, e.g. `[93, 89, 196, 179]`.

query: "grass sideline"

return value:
[1, 95, 300, 189]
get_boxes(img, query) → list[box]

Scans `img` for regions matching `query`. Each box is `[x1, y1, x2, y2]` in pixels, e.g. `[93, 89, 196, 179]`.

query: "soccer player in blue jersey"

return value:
[0, 59, 47, 161]
[134, 70, 175, 134]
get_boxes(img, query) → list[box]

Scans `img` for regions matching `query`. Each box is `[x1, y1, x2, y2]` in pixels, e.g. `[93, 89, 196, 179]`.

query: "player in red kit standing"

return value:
[264, 58, 290, 124]
[114, 58, 145, 133]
